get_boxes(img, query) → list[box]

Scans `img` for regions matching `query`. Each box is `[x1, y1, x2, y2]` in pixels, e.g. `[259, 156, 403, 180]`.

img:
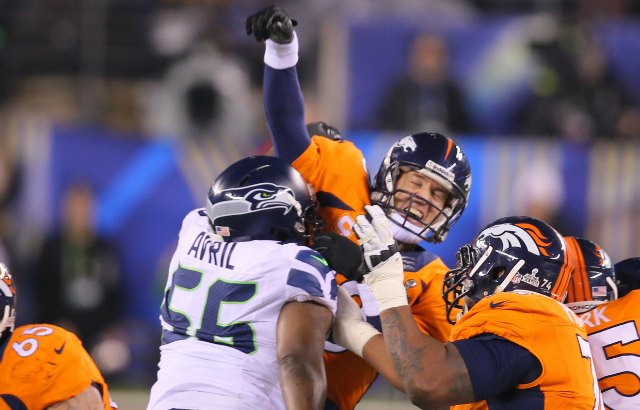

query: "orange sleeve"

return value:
[451, 401, 489, 410]
[405, 258, 455, 342]
[324, 350, 378, 409]
[452, 293, 600, 408]
[0, 324, 114, 410]
[292, 136, 370, 243]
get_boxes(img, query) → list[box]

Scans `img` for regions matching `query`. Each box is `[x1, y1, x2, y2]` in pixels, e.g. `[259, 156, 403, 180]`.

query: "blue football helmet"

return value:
[443, 216, 572, 324]
[371, 132, 471, 243]
[0, 262, 16, 340]
[613, 257, 640, 298]
[206, 156, 319, 243]
[564, 237, 617, 314]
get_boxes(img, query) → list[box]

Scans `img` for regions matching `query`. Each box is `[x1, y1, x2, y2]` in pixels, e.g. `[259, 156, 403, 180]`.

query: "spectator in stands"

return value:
[519, 24, 639, 140]
[33, 182, 128, 376]
[376, 32, 472, 134]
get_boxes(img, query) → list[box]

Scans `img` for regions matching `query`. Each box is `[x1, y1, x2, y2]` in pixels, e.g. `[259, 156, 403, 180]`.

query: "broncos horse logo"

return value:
[213, 183, 300, 217]
[476, 223, 552, 256]
[396, 136, 418, 153]
[592, 244, 612, 268]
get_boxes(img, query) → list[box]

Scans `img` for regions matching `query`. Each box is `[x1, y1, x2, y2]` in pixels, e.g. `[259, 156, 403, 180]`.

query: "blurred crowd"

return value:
[0, 0, 639, 387]
[1, 0, 639, 141]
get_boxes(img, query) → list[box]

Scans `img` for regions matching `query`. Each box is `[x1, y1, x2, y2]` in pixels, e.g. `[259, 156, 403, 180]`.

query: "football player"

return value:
[0, 263, 117, 409]
[335, 210, 602, 409]
[147, 156, 337, 410]
[564, 237, 639, 408]
[246, 6, 472, 408]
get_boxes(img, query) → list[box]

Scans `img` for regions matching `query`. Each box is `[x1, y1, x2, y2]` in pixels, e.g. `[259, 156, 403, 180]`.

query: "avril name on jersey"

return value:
[187, 231, 237, 269]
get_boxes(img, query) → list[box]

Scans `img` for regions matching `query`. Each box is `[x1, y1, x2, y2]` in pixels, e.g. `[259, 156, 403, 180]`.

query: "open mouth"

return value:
[404, 206, 424, 220]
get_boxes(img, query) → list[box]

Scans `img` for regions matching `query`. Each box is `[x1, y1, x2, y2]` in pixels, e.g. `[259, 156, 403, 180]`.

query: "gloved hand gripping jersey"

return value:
[354, 205, 408, 312]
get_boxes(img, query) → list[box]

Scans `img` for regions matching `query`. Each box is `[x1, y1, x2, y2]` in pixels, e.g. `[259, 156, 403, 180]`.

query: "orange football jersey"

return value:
[295, 136, 455, 409]
[404, 256, 454, 342]
[292, 136, 371, 243]
[0, 324, 115, 410]
[578, 290, 640, 409]
[451, 292, 602, 409]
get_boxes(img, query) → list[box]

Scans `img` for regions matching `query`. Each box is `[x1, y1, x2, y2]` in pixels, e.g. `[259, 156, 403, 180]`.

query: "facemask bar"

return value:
[443, 245, 476, 324]
[373, 163, 458, 243]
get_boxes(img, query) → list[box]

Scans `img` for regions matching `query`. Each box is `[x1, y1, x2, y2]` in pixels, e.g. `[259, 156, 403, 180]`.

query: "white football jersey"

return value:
[148, 209, 337, 410]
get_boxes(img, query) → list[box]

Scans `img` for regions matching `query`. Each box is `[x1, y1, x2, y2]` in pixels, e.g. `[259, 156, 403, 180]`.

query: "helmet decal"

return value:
[371, 132, 471, 243]
[515, 223, 553, 256]
[592, 244, 612, 268]
[217, 183, 298, 215]
[206, 156, 318, 243]
[444, 137, 454, 160]
[565, 236, 617, 313]
[512, 268, 549, 291]
[424, 160, 455, 184]
[396, 136, 418, 153]
[477, 223, 551, 257]
[443, 216, 570, 324]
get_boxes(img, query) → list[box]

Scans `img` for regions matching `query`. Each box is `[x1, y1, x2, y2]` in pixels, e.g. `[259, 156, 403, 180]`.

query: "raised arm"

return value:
[277, 300, 333, 410]
[246, 6, 310, 163]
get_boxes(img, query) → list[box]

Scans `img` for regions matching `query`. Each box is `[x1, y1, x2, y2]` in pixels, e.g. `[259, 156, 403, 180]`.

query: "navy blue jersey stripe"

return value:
[295, 249, 333, 279]
[0, 395, 28, 410]
[316, 191, 354, 211]
[287, 268, 324, 297]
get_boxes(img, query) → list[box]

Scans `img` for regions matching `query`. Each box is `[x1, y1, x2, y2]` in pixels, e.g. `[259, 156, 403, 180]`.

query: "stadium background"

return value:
[0, 1, 639, 408]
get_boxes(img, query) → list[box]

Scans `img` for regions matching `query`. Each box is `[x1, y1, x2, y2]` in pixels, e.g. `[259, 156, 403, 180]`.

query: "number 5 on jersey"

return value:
[162, 265, 258, 354]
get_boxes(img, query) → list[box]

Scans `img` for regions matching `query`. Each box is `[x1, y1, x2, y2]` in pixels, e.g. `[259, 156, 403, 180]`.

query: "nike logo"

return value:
[311, 254, 328, 266]
[490, 301, 505, 308]
[54, 342, 66, 355]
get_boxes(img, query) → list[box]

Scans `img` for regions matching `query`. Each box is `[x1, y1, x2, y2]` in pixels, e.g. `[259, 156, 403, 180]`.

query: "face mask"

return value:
[389, 212, 424, 245]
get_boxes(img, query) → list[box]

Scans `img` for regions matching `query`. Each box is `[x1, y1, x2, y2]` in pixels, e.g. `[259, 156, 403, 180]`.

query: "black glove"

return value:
[306, 121, 343, 141]
[312, 232, 365, 283]
[245, 5, 298, 44]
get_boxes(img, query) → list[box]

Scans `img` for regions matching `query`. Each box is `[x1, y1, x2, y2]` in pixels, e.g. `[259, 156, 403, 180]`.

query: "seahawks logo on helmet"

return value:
[211, 183, 300, 219]
[477, 223, 551, 256]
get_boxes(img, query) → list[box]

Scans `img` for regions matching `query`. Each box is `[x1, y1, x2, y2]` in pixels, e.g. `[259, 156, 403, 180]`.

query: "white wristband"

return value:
[339, 321, 381, 358]
[333, 287, 381, 357]
[264, 32, 299, 69]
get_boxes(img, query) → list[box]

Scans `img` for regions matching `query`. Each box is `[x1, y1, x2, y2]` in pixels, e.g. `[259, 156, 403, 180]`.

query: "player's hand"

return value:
[312, 232, 365, 282]
[353, 205, 407, 311]
[306, 121, 343, 141]
[354, 205, 399, 274]
[245, 5, 298, 44]
[332, 287, 380, 357]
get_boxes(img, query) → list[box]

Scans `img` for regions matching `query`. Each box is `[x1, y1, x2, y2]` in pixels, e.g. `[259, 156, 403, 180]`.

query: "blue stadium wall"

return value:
[44, 129, 640, 327]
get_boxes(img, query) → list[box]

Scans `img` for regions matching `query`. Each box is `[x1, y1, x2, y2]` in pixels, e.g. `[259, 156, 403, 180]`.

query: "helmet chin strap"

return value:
[390, 212, 423, 244]
[0, 306, 9, 333]
[606, 276, 618, 300]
